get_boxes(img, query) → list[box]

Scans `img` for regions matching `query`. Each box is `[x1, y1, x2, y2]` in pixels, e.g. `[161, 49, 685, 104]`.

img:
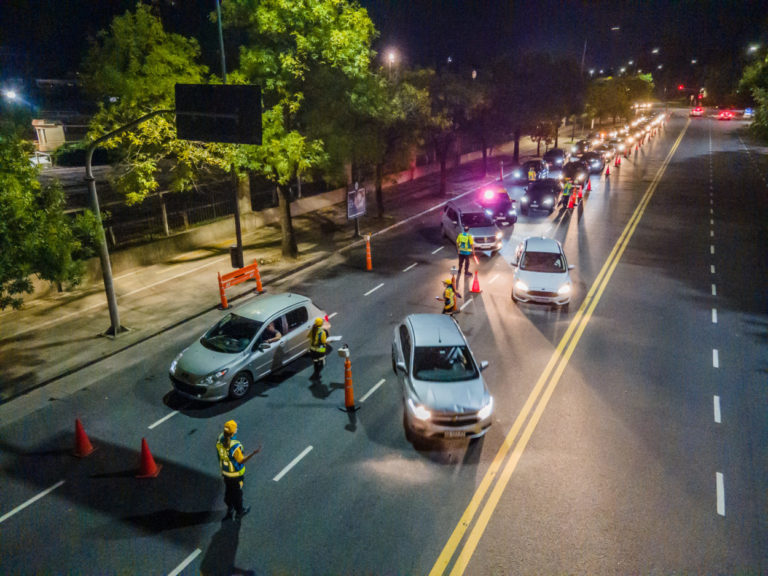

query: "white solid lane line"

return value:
[432, 246, 445, 255]
[273, 446, 313, 482]
[359, 379, 386, 403]
[716, 472, 725, 516]
[712, 309, 718, 324]
[148, 410, 180, 430]
[713, 349, 719, 368]
[364, 283, 384, 296]
[403, 263, 418, 272]
[0, 480, 65, 524]
[714, 396, 721, 424]
[167, 549, 201, 576]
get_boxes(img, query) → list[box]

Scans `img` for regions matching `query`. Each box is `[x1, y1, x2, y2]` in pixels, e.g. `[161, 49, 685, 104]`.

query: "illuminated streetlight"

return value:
[657, 64, 663, 70]
[652, 47, 660, 54]
[387, 50, 396, 80]
[2, 89, 18, 101]
[691, 58, 697, 64]
[748, 44, 759, 53]
[620, 67, 626, 74]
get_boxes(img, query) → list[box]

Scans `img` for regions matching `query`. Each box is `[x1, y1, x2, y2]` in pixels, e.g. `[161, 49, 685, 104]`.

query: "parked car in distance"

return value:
[519, 178, 563, 216]
[510, 236, 573, 309]
[392, 313, 493, 441]
[169, 293, 330, 401]
[476, 184, 517, 226]
[543, 147, 568, 169]
[441, 201, 503, 254]
[561, 160, 589, 185]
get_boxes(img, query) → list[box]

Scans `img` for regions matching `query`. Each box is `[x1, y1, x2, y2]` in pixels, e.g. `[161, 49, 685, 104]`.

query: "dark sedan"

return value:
[561, 160, 589, 185]
[520, 178, 563, 216]
[571, 139, 591, 155]
[580, 151, 605, 174]
[543, 148, 568, 169]
[477, 184, 518, 226]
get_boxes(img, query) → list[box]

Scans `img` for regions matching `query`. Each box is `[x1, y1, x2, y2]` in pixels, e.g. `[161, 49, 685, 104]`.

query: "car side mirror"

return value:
[396, 361, 407, 374]
[568, 264, 575, 270]
[480, 360, 489, 371]
[258, 342, 271, 351]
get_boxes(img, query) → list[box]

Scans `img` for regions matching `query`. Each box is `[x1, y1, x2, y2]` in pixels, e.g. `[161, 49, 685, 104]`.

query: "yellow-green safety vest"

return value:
[216, 434, 245, 477]
[456, 232, 473, 255]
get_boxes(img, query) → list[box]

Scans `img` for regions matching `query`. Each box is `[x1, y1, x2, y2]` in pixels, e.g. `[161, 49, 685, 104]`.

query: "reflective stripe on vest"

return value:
[457, 233, 472, 255]
[216, 435, 245, 477]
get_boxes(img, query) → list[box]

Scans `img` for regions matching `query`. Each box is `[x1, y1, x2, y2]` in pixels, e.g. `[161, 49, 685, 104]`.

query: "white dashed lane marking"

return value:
[273, 446, 313, 482]
[714, 396, 721, 424]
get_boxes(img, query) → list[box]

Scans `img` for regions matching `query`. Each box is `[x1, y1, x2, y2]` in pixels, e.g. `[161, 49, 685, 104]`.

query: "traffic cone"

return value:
[614, 155, 619, 167]
[365, 236, 372, 271]
[567, 193, 575, 209]
[470, 271, 482, 293]
[617, 155, 621, 166]
[577, 186, 583, 200]
[605, 165, 610, 177]
[73, 419, 95, 458]
[136, 438, 162, 478]
[340, 356, 359, 412]
[586, 179, 592, 192]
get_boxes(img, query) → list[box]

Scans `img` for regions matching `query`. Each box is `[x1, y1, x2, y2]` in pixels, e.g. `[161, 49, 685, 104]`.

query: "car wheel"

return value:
[228, 371, 252, 399]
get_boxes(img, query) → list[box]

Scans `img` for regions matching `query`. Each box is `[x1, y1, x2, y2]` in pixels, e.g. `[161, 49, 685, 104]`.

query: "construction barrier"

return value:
[218, 260, 263, 309]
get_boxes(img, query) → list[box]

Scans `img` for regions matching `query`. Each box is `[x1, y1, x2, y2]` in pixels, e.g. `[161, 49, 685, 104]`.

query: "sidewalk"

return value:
[0, 133, 585, 414]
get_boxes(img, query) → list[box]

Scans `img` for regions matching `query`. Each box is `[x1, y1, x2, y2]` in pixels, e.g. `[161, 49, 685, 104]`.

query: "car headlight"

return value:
[199, 368, 229, 386]
[408, 398, 431, 421]
[169, 351, 184, 374]
[542, 198, 553, 206]
[557, 283, 572, 296]
[485, 209, 493, 216]
[513, 170, 522, 178]
[477, 396, 494, 420]
[515, 279, 529, 292]
[507, 209, 516, 215]
[521, 196, 529, 203]
[495, 231, 503, 240]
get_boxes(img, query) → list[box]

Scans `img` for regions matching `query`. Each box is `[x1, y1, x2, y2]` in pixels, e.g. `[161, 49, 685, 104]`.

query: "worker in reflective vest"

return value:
[527, 166, 537, 182]
[562, 179, 573, 206]
[456, 225, 474, 277]
[441, 278, 461, 314]
[308, 317, 328, 380]
[216, 420, 260, 521]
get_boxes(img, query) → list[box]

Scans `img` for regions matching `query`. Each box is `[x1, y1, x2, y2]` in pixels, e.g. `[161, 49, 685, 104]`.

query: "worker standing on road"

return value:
[441, 278, 458, 314]
[562, 178, 573, 207]
[216, 420, 260, 521]
[308, 317, 328, 379]
[456, 225, 475, 277]
[527, 165, 537, 182]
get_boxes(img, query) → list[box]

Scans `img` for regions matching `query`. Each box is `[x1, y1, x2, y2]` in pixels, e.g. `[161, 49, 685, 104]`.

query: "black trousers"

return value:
[458, 253, 471, 275]
[223, 475, 245, 514]
[311, 350, 326, 375]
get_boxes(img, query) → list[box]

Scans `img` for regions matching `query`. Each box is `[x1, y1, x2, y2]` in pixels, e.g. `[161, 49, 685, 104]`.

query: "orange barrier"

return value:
[218, 260, 263, 309]
[73, 419, 95, 458]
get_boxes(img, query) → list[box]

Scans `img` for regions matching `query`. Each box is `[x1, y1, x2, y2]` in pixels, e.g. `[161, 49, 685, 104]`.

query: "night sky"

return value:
[1, 1, 765, 81]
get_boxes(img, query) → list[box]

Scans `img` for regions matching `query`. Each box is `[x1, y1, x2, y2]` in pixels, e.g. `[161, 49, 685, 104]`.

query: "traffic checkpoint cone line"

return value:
[73, 418, 96, 458]
[470, 271, 482, 293]
[136, 438, 162, 478]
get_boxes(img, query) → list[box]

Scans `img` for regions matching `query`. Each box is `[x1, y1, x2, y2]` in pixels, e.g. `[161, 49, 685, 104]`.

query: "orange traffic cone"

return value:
[586, 179, 592, 192]
[614, 155, 619, 167]
[577, 186, 583, 200]
[617, 155, 621, 166]
[136, 438, 162, 478]
[470, 271, 482, 293]
[567, 193, 576, 209]
[73, 419, 95, 458]
[365, 236, 372, 271]
[340, 356, 359, 412]
[253, 261, 263, 293]
[605, 165, 610, 177]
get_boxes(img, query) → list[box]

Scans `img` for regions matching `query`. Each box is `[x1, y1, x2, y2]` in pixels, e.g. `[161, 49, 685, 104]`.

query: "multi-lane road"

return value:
[1, 110, 766, 575]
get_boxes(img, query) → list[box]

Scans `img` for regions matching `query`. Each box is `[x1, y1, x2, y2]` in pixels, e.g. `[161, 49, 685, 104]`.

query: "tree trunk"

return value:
[277, 183, 298, 259]
[375, 162, 384, 218]
[513, 128, 521, 163]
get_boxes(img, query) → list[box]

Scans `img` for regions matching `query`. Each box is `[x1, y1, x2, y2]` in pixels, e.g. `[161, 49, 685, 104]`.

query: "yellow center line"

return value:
[432, 118, 690, 576]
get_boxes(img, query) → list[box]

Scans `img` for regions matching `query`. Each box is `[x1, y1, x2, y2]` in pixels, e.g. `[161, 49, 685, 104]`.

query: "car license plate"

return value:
[445, 430, 464, 438]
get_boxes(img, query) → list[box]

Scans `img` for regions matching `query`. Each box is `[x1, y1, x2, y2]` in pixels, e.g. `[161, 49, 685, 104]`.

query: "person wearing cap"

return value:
[456, 225, 475, 277]
[308, 317, 328, 379]
[441, 278, 457, 314]
[216, 420, 260, 521]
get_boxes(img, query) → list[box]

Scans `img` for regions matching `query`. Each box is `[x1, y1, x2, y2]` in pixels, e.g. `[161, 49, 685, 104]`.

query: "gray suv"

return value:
[440, 201, 503, 255]
[392, 314, 493, 441]
[169, 293, 329, 401]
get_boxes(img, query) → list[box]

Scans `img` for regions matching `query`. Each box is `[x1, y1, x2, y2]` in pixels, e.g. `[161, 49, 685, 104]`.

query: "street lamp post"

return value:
[387, 51, 395, 81]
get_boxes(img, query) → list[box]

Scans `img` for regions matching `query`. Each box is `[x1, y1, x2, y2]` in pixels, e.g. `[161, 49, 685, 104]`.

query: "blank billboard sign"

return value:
[175, 84, 261, 145]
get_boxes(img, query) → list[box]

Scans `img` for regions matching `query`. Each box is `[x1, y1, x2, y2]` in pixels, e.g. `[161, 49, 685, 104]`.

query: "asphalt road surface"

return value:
[1, 110, 765, 575]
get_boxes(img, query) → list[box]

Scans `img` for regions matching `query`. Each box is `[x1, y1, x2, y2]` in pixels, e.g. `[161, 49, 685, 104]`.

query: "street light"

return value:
[387, 50, 396, 80]
[3, 89, 17, 101]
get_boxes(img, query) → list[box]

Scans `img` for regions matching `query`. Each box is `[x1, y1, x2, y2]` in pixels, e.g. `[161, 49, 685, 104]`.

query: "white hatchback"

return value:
[511, 237, 574, 308]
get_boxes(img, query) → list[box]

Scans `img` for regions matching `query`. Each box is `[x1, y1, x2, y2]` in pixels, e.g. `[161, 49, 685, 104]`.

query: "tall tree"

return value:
[223, 0, 377, 258]
[80, 3, 230, 206]
[0, 133, 99, 310]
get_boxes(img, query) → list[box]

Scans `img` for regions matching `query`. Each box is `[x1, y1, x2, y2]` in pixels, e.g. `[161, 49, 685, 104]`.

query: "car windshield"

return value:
[201, 314, 262, 353]
[462, 212, 494, 227]
[521, 251, 565, 273]
[412, 346, 478, 382]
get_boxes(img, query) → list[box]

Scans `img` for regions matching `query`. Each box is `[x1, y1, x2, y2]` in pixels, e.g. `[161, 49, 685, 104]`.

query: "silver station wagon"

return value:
[169, 293, 330, 401]
[392, 314, 493, 441]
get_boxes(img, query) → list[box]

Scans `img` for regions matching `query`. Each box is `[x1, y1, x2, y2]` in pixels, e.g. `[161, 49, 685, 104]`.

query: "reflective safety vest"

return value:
[216, 434, 245, 478]
[443, 286, 455, 312]
[563, 181, 573, 196]
[456, 232, 473, 255]
[310, 327, 327, 354]
[528, 168, 536, 180]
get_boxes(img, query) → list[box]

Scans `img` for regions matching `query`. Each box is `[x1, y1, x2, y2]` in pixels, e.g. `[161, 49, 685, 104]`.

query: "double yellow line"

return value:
[430, 119, 689, 576]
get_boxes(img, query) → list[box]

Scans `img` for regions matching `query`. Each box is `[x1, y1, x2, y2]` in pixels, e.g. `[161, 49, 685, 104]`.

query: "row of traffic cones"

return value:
[74, 418, 161, 478]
